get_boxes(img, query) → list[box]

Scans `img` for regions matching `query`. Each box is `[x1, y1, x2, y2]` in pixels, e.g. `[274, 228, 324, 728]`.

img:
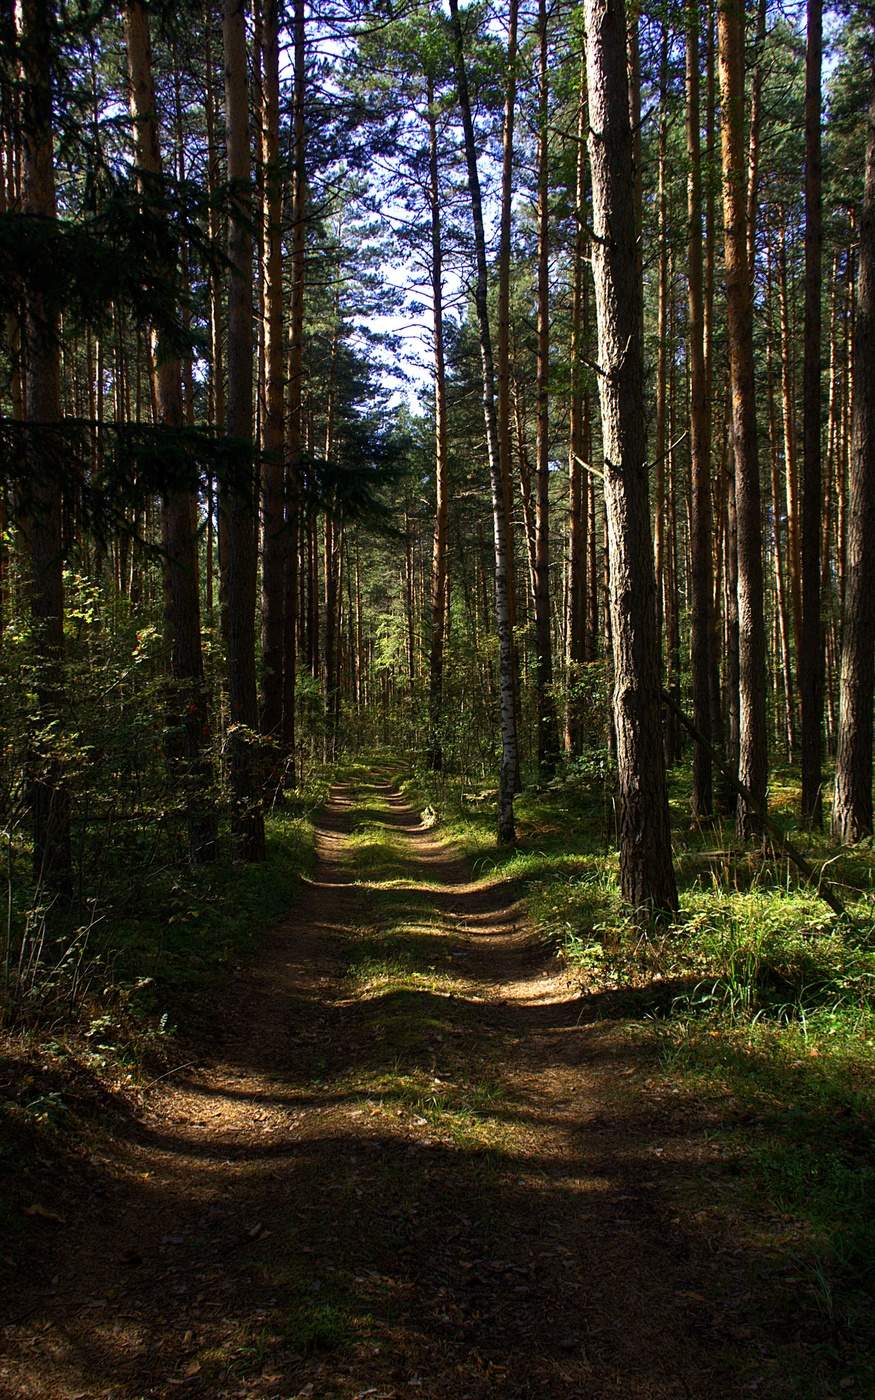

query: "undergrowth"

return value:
[0, 774, 328, 1080]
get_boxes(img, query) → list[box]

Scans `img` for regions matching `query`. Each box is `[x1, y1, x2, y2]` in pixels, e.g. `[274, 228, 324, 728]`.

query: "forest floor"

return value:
[0, 774, 859, 1399]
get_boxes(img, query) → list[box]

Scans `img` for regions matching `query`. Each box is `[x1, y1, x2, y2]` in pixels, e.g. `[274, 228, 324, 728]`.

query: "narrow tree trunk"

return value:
[583, 0, 677, 914]
[718, 0, 768, 838]
[282, 0, 306, 765]
[800, 0, 823, 826]
[496, 0, 523, 792]
[565, 45, 588, 755]
[221, 0, 265, 860]
[686, 0, 714, 816]
[426, 81, 449, 771]
[533, 0, 558, 776]
[258, 0, 286, 793]
[833, 79, 875, 844]
[449, 0, 518, 844]
[777, 217, 803, 664]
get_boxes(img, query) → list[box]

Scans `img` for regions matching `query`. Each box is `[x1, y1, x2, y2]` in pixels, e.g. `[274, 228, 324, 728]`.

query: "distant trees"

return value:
[18, 0, 71, 881]
[125, 0, 216, 862]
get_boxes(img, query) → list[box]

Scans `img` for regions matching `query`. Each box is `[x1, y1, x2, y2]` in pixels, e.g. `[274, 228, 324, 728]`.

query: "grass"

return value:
[0, 774, 329, 1114]
[402, 755, 875, 1386]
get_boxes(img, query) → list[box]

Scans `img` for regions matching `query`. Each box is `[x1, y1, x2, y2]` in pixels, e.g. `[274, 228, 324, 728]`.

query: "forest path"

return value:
[4, 778, 809, 1399]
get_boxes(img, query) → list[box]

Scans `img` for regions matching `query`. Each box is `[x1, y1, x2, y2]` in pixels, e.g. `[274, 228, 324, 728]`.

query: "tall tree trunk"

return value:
[653, 26, 669, 651]
[565, 45, 588, 755]
[800, 0, 823, 826]
[449, 0, 518, 844]
[777, 217, 802, 664]
[125, 0, 215, 862]
[533, 0, 558, 775]
[583, 0, 678, 914]
[221, 0, 265, 860]
[426, 81, 449, 771]
[718, 0, 768, 838]
[496, 0, 523, 792]
[282, 0, 306, 766]
[258, 0, 286, 794]
[18, 0, 71, 881]
[833, 79, 875, 844]
[686, 0, 713, 816]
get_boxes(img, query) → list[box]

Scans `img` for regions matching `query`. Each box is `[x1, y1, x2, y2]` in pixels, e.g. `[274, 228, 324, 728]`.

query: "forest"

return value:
[1, 0, 874, 1395]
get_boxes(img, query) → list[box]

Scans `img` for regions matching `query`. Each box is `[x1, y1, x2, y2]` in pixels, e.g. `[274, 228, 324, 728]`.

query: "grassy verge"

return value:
[401, 757, 875, 1386]
[0, 774, 328, 1145]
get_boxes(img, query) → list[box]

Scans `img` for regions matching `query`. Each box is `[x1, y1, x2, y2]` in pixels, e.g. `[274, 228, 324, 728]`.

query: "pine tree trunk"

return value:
[583, 0, 677, 914]
[833, 78, 875, 844]
[533, 0, 558, 776]
[496, 0, 523, 793]
[565, 45, 588, 755]
[282, 0, 305, 765]
[221, 0, 265, 861]
[800, 0, 823, 827]
[718, 0, 768, 838]
[686, 0, 714, 817]
[449, 0, 518, 844]
[258, 0, 286, 793]
[426, 83, 449, 771]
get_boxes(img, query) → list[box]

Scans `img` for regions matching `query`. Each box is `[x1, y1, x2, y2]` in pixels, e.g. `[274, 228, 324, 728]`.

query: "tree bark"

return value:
[221, 0, 265, 860]
[282, 0, 306, 765]
[533, 0, 558, 776]
[565, 45, 589, 755]
[718, 0, 768, 838]
[686, 0, 713, 817]
[258, 0, 286, 793]
[426, 80, 449, 771]
[583, 0, 678, 914]
[833, 78, 875, 844]
[800, 0, 823, 826]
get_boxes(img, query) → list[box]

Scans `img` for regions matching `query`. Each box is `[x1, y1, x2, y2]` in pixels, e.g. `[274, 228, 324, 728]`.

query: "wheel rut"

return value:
[1, 777, 810, 1399]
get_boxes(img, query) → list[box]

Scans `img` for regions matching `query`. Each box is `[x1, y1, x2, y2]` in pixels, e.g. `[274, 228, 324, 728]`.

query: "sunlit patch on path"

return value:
[1, 779, 825, 1399]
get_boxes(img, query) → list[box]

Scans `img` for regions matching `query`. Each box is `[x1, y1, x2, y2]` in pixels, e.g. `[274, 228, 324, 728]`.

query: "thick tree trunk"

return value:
[221, 0, 265, 861]
[125, 0, 215, 862]
[449, 0, 518, 844]
[833, 79, 875, 844]
[718, 0, 768, 839]
[583, 0, 678, 914]
[800, 0, 823, 827]
[686, 0, 713, 817]
[18, 0, 71, 882]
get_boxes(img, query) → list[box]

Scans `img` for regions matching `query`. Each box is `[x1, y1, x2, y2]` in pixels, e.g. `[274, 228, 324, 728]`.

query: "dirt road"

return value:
[1, 780, 815, 1398]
